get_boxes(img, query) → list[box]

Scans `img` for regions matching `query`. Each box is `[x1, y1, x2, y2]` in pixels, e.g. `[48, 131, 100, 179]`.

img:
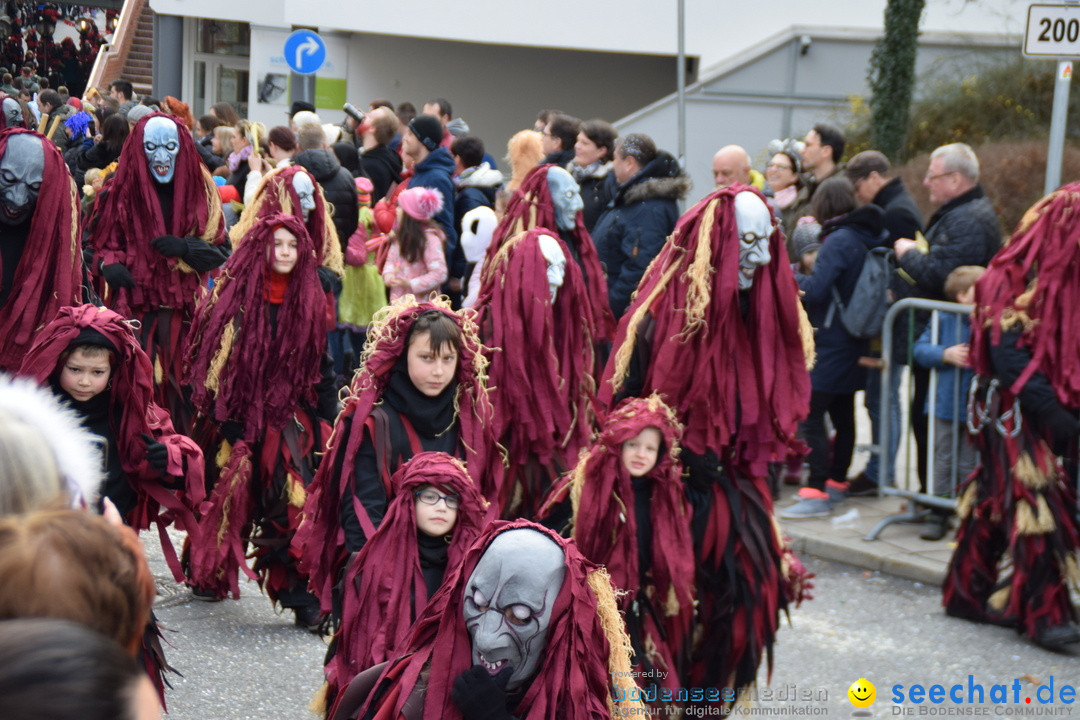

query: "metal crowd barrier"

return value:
[865, 297, 974, 541]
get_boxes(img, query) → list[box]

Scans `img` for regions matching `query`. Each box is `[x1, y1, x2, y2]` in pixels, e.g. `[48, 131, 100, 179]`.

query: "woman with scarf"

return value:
[320, 452, 488, 715]
[472, 228, 598, 517]
[183, 213, 338, 629]
[568, 119, 617, 234]
[539, 394, 694, 700]
[296, 297, 502, 618]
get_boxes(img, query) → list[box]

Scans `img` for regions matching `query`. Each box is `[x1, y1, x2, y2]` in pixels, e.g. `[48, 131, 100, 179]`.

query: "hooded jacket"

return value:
[358, 144, 402, 203]
[453, 162, 502, 236]
[591, 152, 691, 318]
[409, 146, 460, 277]
[294, 147, 360, 249]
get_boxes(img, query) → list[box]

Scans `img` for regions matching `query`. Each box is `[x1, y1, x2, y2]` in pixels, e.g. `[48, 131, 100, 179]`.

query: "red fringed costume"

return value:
[324, 452, 489, 712]
[183, 214, 336, 608]
[86, 112, 227, 433]
[944, 182, 1080, 645]
[473, 228, 598, 517]
[600, 186, 814, 700]
[297, 297, 503, 614]
[19, 304, 204, 579]
[330, 520, 647, 720]
[0, 128, 82, 372]
[540, 394, 694, 697]
[487, 164, 614, 341]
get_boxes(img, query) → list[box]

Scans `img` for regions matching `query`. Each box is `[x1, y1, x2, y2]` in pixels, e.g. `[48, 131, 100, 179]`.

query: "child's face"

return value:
[271, 227, 299, 275]
[621, 426, 663, 478]
[406, 332, 457, 397]
[59, 348, 112, 402]
[414, 484, 459, 537]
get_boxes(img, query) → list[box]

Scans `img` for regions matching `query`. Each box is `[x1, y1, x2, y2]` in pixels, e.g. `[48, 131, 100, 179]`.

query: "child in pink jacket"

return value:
[382, 187, 448, 301]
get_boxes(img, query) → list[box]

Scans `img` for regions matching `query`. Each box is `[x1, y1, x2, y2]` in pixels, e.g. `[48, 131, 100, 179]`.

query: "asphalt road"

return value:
[144, 532, 1078, 720]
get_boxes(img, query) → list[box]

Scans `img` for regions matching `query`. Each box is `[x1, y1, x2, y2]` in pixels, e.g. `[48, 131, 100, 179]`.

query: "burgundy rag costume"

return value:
[297, 298, 503, 613]
[600, 186, 814, 699]
[183, 213, 333, 604]
[487, 164, 613, 341]
[86, 113, 227, 433]
[0, 128, 82, 372]
[19, 303, 204, 577]
[943, 182, 1080, 644]
[473, 228, 598, 517]
[540, 394, 694, 695]
[323, 452, 489, 712]
[330, 520, 646, 720]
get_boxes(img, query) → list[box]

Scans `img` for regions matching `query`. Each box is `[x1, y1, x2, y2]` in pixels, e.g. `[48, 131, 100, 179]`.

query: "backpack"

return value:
[826, 246, 895, 339]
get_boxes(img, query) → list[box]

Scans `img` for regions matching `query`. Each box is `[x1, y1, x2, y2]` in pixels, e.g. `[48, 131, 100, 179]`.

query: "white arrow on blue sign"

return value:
[284, 30, 326, 75]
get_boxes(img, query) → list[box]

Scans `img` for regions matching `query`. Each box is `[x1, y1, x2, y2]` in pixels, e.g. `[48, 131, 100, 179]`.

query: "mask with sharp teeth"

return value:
[3, 98, 22, 128]
[734, 190, 773, 291]
[546, 166, 584, 232]
[291, 171, 316, 222]
[0, 133, 44, 226]
[143, 116, 180, 185]
[463, 528, 565, 691]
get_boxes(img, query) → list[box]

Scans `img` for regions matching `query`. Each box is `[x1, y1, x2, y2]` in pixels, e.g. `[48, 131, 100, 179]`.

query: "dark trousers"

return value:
[802, 390, 856, 491]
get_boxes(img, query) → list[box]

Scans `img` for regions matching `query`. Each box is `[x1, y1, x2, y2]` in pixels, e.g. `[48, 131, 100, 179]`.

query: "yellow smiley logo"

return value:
[848, 678, 876, 708]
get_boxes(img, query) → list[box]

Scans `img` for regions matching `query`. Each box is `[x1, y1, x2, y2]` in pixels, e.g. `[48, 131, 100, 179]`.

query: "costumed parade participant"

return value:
[183, 214, 337, 628]
[297, 297, 503, 616]
[473, 227, 598, 517]
[328, 521, 647, 720]
[86, 113, 228, 433]
[601, 186, 814, 701]
[538, 394, 694, 699]
[0, 127, 83, 372]
[487, 163, 614, 341]
[320, 452, 489, 715]
[18, 304, 204, 579]
[0, 93, 32, 129]
[943, 182, 1080, 650]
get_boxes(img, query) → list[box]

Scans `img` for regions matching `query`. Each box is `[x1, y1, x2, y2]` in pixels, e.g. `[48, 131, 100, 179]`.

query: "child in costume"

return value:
[382, 187, 448, 302]
[336, 176, 388, 378]
[18, 304, 203, 578]
[944, 183, 1080, 650]
[297, 297, 502, 617]
[472, 228, 598, 517]
[321, 451, 488, 715]
[183, 213, 338, 629]
[539, 394, 694, 699]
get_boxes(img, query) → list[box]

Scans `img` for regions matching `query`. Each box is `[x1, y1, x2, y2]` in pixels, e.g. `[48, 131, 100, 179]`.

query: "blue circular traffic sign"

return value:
[284, 30, 326, 75]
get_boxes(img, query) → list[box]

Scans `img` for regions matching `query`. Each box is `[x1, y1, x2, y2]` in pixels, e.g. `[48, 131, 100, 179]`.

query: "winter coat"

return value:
[591, 152, 690, 318]
[796, 204, 889, 394]
[294, 147, 360, 250]
[409, 147, 460, 278]
[453, 162, 501, 235]
[871, 176, 925, 364]
[913, 312, 973, 421]
[571, 162, 615, 234]
[358, 145, 402, 203]
[64, 139, 121, 188]
[898, 185, 1000, 300]
[195, 135, 225, 172]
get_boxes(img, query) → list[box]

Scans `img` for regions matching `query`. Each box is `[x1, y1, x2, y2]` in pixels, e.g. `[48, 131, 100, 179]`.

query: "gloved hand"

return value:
[142, 433, 169, 473]
[151, 234, 189, 258]
[101, 263, 135, 289]
[220, 420, 245, 445]
[316, 265, 342, 293]
[451, 665, 513, 720]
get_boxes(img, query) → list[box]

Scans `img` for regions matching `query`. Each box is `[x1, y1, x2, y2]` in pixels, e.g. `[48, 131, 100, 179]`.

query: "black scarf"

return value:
[417, 529, 450, 599]
[381, 355, 458, 439]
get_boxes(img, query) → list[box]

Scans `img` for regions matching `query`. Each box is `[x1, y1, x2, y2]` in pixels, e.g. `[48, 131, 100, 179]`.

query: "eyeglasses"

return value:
[766, 162, 794, 171]
[415, 489, 460, 509]
[924, 170, 958, 182]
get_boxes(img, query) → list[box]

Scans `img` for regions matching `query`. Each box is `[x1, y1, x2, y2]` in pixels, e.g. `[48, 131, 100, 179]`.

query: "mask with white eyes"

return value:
[734, 190, 773, 290]
[546, 166, 583, 232]
[143, 116, 180, 185]
[0, 133, 44, 226]
[537, 233, 566, 303]
[463, 529, 565, 691]
[291, 171, 316, 222]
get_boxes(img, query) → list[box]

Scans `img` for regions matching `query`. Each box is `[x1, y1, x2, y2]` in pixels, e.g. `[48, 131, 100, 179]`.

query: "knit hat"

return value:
[288, 100, 315, 117]
[126, 104, 152, 125]
[408, 114, 443, 152]
[354, 176, 373, 207]
[790, 222, 821, 259]
[397, 186, 443, 221]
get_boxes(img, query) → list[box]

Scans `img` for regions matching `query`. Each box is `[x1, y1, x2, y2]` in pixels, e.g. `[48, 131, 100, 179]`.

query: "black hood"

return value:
[293, 148, 344, 183]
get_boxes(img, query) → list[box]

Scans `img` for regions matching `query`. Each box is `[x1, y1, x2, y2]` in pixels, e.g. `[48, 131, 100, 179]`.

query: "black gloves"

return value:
[451, 665, 513, 720]
[101, 263, 135, 289]
[316, 265, 342, 294]
[151, 234, 189, 258]
[142, 433, 169, 473]
[220, 420, 245, 445]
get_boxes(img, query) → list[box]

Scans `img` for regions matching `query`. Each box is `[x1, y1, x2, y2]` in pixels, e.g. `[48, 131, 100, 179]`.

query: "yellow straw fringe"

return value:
[1013, 452, 1048, 490]
[215, 440, 232, 469]
[310, 681, 328, 717]
[1015, 496, 1055, 536]
[217, 450, 251, 545]
[680, 199, 719, 338]
[588, 568, 647, 716]
[153, 356, 163, 386]
[205, 321, 236, 398]
[987, 585, 1011, 612]
[955, 482, 977, 521]
[287, 476, 307, 508]
[609, 258, 684, 394]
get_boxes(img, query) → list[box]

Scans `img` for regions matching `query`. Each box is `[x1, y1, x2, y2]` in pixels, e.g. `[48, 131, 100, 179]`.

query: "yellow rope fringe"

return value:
[310, 681, 328, 717]
[609, 256, 685, 394]
[215, 440, 232, 469]
[217, 449, 251, 545]
[1015, 496, 1056, 536]
[205, 321, 236, 398]
[955, 482, 977, 521]
[1013, 452, 1048, 490]
[588, 568, 647, 716]
[987, 585, 1011, 612]
[1064, 555, 1080, 588]
[287, 475, 306, 508]
[153, 356, 163, 386]
[680, 199, 720, 339]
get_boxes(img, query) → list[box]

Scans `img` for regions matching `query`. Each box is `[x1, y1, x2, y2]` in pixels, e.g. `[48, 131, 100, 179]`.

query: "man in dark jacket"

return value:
[357, 107, 402, 202]
[450, 135, 501, 231]
[592, 133, 691, 319]
[403, 114, 461, 297]
[293, 123, 359, 248]
[844, 150, 925, 498]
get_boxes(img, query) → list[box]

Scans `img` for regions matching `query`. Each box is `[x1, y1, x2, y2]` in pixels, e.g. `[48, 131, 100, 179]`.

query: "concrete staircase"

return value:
[123, 4, 154, 97]
[85, 0, 153, 97]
